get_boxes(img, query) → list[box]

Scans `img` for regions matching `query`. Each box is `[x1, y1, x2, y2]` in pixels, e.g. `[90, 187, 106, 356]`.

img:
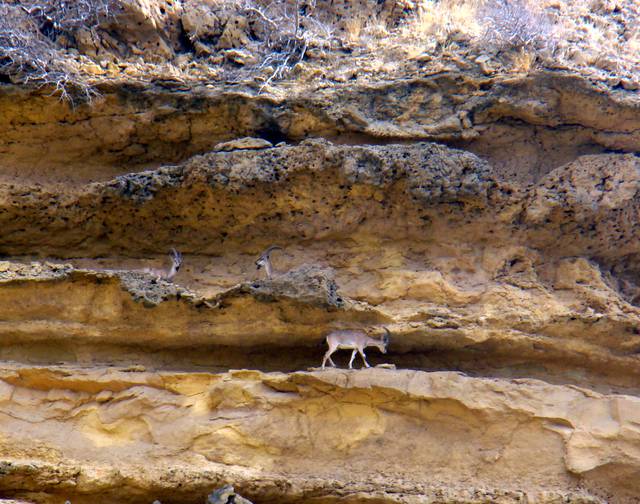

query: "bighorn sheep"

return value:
[255, 245, 282, 279]
[142, 248, 183, 282]
[321, 327, 391, 369]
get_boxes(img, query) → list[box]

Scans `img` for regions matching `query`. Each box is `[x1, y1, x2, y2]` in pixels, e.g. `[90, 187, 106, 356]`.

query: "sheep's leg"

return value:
[358, 348, 371, 368]
[322, 348, 336, 369]
[348, 349, 357, 369]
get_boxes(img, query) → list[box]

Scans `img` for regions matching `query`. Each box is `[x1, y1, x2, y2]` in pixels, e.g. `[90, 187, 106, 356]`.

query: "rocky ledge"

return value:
[0, 141, 639, 394]
[1, 366, 638, 503]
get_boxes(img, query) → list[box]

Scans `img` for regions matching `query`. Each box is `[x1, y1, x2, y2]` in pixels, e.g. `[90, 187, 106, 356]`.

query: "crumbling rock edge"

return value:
[0, 143, 640, 392]
[0, 140, 496, 257]
[0, 258, 384, 354]
[2, 140, 640, 273]
[0, 260, 343, 310]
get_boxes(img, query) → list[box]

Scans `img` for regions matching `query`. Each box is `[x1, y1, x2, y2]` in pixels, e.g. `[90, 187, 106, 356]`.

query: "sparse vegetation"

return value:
[17, 0, 115, 33]
[0, 1, 118, 102]
[480, 0, 556, 52]
[0, 4, 52, 82]
[404, 0, 639, 77]
[240, 0, 335, 88]
[0, 0, 638, 96]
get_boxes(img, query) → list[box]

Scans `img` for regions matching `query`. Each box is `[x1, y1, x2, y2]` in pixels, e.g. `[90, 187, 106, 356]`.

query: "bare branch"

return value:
[481, 0, 556, 52]
[243, 6, 278, 29]
[236, 0, 333, 90]
[0, 2, 112, 104]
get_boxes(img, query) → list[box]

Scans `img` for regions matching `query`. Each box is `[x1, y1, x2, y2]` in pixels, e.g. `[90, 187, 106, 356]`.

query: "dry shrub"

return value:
[480, 0, 556, 51]
[239, 0, 335, 86]
[408, 0, 484, 46]
[0, 4, 52, 78]
[0, 1, 119, 102]
[17, 0, 116, 33]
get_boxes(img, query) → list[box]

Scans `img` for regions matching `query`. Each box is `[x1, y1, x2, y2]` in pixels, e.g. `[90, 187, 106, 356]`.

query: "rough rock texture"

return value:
[1, 132, 640, 500]
[1, 141, 640, 389]
[2, 1, 640, 503]
[1, 71, 640, 184]
[4, 366, 640, 504]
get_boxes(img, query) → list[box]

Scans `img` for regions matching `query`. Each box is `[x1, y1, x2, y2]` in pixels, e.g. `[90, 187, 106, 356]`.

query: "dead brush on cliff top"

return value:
[238, 0, 335, 89]
[0, 0, 117, 103]
[481, 0, 556, 52]
[402, 0, 555, 64]
[403, 0, 640, 77]
[16, 0, 115, 30]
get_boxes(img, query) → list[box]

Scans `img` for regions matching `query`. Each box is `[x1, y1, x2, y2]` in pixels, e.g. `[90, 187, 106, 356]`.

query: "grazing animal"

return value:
[142, 248, 183, 282]
[255, 245, 282, 279]
[322, 327, 391, 369]
[208, 485, 253, 504]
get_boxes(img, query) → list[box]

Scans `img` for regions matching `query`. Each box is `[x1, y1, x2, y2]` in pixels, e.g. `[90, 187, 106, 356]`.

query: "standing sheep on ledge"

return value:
[321, 327, 391, 369]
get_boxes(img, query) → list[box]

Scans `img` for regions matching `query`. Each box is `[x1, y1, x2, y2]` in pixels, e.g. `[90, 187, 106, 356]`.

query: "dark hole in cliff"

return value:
[177, 22, 198, 53]
[256, 121, 287, 145]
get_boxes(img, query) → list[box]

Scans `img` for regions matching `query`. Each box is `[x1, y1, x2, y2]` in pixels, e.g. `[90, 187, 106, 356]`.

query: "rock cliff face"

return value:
[1, 1, 640, 503]
[3, 366, 640, 504]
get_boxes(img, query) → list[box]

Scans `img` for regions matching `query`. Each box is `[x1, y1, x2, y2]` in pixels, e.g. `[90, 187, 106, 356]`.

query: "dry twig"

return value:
[0, 1, 118, 103]
[481, 0, 555, 51]
[240, 0, 333, 90]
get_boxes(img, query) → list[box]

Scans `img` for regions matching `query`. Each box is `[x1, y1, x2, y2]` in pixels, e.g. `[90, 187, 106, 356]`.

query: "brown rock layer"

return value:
[1, 71, 639, 184]
[0, 141, 639, 394]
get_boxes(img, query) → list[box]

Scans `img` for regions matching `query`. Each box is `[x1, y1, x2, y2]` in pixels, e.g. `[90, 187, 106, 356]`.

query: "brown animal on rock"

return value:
[321, 327, 390, 369]
[255, 245, 283, 279]
[142, 248, 183, 282]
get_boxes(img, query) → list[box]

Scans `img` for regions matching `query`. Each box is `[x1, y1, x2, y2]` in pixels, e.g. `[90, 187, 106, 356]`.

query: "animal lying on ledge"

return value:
[255, 245, 283, 279]
[321, 327, 391, 369]
[141, 248, 183, 282]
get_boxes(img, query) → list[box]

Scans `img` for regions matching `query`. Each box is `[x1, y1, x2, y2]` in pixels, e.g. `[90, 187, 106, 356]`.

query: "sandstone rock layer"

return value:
[2, 366, 638, 504]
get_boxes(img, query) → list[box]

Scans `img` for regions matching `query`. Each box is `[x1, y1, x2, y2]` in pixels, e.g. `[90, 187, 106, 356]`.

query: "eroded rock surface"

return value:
[1, 367, 638, 503]
[0, 141, 639, 393]
[0, 131, 637, 501]
[2, 71, 640, 184]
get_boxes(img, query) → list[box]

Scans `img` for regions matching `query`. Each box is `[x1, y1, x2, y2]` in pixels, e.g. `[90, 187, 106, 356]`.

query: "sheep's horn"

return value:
[263, 245, 283, 255]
